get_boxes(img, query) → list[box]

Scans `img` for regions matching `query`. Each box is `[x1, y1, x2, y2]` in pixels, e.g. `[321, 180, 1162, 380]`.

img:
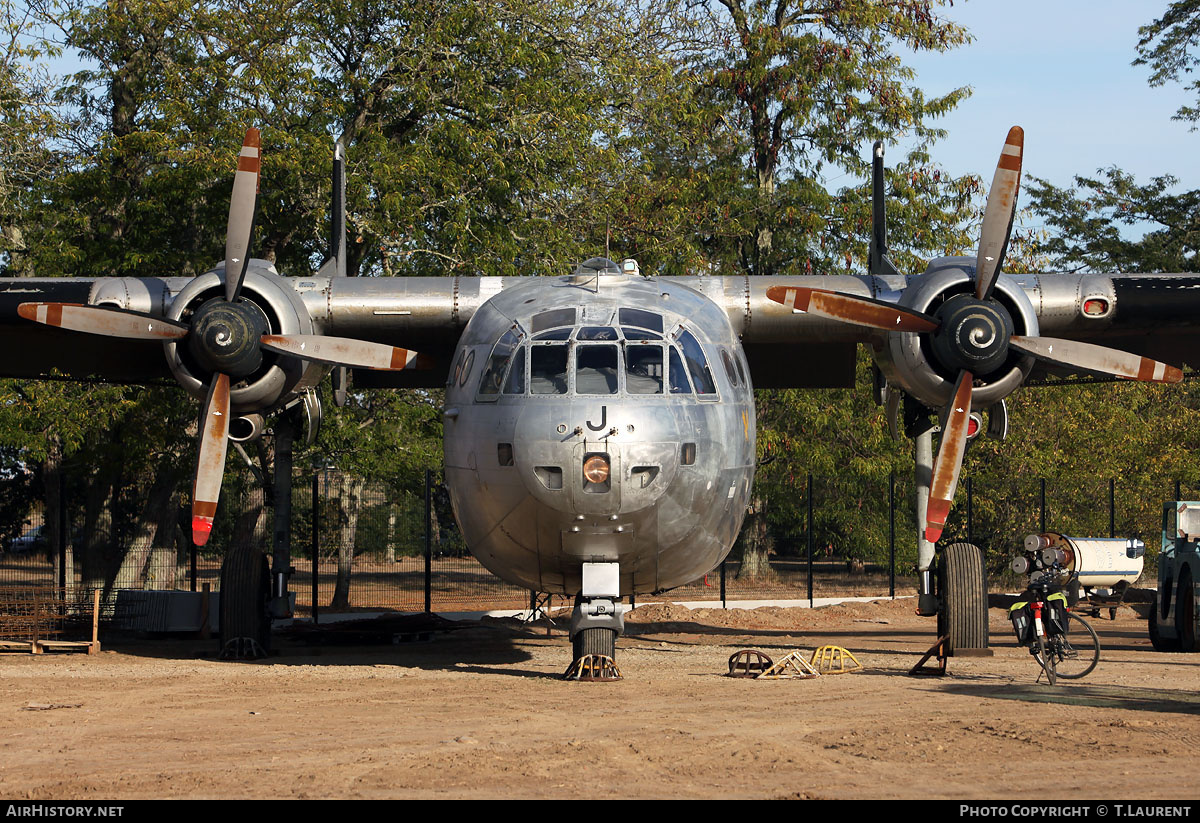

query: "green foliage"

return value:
[1135, 0, 1200, 127]
[1024, 169, 1200, 273]
[628, 0, 975, 277]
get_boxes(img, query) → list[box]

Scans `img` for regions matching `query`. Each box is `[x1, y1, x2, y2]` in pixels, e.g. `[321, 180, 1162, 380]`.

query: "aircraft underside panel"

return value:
[740, 342, 857, 388]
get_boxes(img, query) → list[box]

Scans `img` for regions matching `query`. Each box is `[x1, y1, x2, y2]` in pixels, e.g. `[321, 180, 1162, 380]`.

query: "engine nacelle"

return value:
[229, 414, 266, 443]
[874, 257, 1039, 411]
[163, 261, 319, 415]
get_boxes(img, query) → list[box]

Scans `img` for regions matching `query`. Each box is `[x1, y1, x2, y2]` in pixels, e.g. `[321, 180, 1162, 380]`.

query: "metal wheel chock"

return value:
[220, 637, 268, 661]
[755, 650, 821, 680]
[727, 649, 774, 678]
[810, 645, 862, 675]
[563, 654, 623, 681]
[908, 635, 949, 676]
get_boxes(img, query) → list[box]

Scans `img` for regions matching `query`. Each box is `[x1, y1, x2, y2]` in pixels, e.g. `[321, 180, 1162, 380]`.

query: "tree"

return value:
[1135, 0, 1200, 128]
[633, 0, 974, 278]
[1024, 169, 1199, 273]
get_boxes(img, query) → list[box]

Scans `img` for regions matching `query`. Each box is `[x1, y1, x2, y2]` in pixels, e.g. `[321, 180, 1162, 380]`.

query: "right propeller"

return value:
[18, 128, 426, 546]
[768, 126, 1183, 543]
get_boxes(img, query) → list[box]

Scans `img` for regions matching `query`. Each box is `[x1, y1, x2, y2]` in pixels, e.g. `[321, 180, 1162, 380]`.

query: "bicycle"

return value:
[1008, 564, 1100, 685]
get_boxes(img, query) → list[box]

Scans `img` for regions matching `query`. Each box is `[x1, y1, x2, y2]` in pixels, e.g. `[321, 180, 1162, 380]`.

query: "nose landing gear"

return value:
[562, 564, 625, 681]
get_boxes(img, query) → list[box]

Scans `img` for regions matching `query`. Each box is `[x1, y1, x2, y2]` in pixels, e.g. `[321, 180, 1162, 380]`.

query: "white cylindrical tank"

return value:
[1023, 533, 1144, 588]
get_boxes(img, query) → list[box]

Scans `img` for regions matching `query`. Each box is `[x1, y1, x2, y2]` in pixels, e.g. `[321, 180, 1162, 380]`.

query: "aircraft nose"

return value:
[510, 398, 691, 520]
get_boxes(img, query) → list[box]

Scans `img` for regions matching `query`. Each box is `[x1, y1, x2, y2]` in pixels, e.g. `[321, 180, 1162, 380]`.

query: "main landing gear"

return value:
[912, 427, 990, 661]
[217, 397, 315, 660]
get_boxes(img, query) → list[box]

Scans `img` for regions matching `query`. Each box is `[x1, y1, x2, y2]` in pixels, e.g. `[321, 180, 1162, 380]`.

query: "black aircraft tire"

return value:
[1149, 588, 1180, 652]
[219, 546, 272, 654]
[936, 542, 989, 655]
[1177, 567, 1197, 653]
[573, 627, 616, 660]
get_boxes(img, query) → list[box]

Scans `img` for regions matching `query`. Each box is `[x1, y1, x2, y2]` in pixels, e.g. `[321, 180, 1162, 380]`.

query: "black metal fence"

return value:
[0, 468, 1180, 617]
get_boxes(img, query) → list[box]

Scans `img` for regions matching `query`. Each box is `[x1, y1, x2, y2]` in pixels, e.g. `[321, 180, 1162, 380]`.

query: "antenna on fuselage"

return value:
[320, 138, 350, 406]
[869, 141, 902, 278]
[318, 140, 347, 280]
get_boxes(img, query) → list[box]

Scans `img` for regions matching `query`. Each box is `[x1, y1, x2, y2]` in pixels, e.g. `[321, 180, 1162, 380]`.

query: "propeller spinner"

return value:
[768, 126, 1182, 543]
[19, 129, 426, 546]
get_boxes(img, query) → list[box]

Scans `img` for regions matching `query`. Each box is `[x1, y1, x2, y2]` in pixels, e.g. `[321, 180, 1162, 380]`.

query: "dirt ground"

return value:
[1, 593, 1198, 800]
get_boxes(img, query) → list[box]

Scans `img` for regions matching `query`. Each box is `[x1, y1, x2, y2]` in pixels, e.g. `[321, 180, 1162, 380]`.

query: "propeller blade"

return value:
[925, 370, 974, 544]
[765, 286, 939, 333]
[260, 334, 425, 370]
[1010, 336, 1183, 383]
[975, 126, 1023, 301]
[192, 373, 231, 547]
[17, 302, 189, 340]
[224, 127, 261, 303]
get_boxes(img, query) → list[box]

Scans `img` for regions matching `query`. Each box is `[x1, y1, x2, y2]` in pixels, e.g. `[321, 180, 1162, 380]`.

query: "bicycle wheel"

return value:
[1053, 612, 1100, 679]
[1033, 634, 1056, 685]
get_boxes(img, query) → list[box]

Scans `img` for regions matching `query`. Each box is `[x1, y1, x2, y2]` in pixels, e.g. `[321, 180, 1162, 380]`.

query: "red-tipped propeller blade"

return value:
[259, 334, 425, 370]
[224, 127, 261, 303]
[192, 373, 231, 547]
[765, 286, 939, 333]
[1009, 336, 1183, 383]
[925, 371, 974, 544]
[975, 126, 1023, 301]
[17, 303, 189, 340]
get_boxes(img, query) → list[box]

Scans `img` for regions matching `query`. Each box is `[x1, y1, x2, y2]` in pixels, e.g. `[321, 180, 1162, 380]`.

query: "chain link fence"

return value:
[0, 468, 1181, 622]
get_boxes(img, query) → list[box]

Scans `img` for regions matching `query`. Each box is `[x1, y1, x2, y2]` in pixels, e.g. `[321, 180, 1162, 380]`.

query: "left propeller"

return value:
[18, 128, 425, 546]
[767, 126, 1183, 544]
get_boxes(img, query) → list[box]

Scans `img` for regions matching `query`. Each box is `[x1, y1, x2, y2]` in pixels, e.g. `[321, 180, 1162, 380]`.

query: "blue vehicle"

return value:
[5, 525, 45, 555]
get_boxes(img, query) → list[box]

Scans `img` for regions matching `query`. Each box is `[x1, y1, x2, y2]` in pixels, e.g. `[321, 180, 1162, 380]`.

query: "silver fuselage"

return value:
[442, 273, 756, 596]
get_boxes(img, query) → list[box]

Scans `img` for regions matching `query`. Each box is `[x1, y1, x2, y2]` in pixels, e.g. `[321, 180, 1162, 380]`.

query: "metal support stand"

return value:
[525, 591, 556, 629]
[311, 472, 319, 626]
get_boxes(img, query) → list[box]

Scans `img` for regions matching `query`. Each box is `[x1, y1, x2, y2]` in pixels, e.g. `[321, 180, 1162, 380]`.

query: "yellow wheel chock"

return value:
[809, 645, 862, 674]
[563, 654, 623, 681]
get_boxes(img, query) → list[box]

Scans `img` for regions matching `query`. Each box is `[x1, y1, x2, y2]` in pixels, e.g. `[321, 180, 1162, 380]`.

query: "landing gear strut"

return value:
[217, 395, 317, 659]
[563, 563, 624, 681]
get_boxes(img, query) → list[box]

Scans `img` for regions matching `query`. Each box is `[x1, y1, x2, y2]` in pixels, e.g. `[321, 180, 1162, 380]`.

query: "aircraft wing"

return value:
[5, 270, 1200, 390]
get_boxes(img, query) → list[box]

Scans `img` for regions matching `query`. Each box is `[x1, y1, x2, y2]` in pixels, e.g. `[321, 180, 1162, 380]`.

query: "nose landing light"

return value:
[583, 454, 610, 485]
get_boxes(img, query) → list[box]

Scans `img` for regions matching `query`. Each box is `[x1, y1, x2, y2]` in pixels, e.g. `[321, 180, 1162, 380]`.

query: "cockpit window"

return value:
[677, 329, 716, 395]
[450, 348, 468, 387]
[721, 349, 739, 388]
[530, 344, 568, 394]
[622, 328, 661, 340]
[619, 308, 663, 333]
[668, 347, 691, 394]
[531, 308, 575, 333]
[477, 328, 522, 397]
[576, 345, 619, 394]
[578, 326, 618, 341]
[458, 350, 475, 387]
[503, 346, 526, 394]
[533, 328, 572, 340]
[625, 345, 664, 394]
